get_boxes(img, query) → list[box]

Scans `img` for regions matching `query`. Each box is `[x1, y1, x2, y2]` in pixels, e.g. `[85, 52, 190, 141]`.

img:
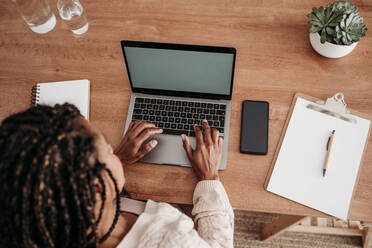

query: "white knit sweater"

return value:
[117, 180, 234, 248]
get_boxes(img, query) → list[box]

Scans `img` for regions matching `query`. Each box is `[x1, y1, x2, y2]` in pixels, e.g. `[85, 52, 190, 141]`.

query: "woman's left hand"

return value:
[114, 121, 163, 165]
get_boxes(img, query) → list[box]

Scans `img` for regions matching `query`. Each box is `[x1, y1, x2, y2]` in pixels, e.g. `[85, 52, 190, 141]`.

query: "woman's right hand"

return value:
[181, 120, 223, 181]
[114, 121, 163, 165]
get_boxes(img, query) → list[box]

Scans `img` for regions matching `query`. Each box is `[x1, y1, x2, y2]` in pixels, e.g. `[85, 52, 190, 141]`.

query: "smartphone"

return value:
[240, 100, 269, 155]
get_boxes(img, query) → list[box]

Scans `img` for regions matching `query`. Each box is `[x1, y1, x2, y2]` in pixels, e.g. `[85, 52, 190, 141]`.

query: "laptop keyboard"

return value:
[131, 97, 226, 137]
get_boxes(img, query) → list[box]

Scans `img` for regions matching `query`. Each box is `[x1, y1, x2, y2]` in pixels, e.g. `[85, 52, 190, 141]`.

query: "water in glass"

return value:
[57, 0, 88, 35]
[12, 0, 56, 34]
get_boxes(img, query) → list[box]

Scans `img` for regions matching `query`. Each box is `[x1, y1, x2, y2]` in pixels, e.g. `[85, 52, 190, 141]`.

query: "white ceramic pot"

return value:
[309, 32, 358, 58]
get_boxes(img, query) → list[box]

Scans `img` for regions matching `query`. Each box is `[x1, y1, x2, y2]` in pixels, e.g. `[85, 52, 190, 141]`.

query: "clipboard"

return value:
[264, 92, 372, 219]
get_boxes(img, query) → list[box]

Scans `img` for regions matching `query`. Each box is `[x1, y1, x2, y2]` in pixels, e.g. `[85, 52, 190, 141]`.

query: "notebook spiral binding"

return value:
[31, 85, 40, 106]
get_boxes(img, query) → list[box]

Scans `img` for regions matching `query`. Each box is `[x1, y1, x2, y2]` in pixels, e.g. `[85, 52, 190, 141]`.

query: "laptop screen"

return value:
[121, 41, 236, 100]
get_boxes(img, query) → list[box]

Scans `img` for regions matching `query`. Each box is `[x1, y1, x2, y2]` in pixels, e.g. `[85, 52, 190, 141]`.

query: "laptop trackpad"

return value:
[139, 134, 196, 167]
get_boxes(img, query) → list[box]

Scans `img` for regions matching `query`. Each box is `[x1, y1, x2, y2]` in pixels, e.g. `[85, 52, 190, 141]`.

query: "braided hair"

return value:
[0, 104, 121, 248]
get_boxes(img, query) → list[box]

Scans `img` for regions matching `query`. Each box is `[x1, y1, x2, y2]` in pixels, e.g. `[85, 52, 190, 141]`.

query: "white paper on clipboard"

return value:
[267, 97, 370, 219]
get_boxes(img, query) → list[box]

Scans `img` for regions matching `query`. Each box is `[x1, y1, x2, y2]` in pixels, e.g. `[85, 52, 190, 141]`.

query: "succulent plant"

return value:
[327, 1, 358, 15]
[307, 1, 367, 46]
[307, 6, 344, 44]
[334, 13, 367, 45]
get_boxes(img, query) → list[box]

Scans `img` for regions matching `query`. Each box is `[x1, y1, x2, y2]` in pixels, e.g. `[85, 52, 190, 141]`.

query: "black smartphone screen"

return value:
[240, 100, 269, 155]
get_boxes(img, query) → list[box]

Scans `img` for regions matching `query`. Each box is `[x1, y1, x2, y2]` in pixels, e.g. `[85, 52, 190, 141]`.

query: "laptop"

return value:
[120, 40, 236, 170]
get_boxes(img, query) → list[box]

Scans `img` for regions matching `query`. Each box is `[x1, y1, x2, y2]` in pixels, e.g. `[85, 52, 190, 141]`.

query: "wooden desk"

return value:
[1, 0, 372, 224]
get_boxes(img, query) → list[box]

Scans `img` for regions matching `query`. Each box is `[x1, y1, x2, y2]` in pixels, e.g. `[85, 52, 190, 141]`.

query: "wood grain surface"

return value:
[1, 0, 371, 221]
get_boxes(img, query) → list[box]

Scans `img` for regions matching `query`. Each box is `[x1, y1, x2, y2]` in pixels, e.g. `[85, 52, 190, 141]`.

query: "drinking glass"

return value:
[12, 0, 56, 34]
[57, 0, 88, 35]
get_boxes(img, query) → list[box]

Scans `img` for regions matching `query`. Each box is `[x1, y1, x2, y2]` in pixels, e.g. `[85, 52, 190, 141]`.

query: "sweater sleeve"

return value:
[192, 180, 234, 248]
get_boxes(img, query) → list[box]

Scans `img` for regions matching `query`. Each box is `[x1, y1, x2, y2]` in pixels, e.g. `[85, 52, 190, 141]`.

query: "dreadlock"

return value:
[0, 103, 121, 248]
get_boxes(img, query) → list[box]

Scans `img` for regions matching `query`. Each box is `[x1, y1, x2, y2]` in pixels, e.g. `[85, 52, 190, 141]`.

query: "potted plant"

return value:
[307, 1, 367, 58]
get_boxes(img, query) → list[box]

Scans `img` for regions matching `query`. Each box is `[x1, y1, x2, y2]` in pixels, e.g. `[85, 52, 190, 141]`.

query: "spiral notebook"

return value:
[265, 93, 371, 220]
[31, 79, 90, 119]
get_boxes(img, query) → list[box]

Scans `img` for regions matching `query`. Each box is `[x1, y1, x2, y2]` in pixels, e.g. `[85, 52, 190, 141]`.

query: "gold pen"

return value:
[323, 130, 335, 177]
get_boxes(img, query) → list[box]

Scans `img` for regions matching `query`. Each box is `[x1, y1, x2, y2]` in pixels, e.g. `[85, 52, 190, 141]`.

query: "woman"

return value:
[0, 103, 233, 248]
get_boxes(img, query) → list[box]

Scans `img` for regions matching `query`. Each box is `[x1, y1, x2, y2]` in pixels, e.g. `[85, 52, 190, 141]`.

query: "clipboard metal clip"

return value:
[306, 92, 357, 124]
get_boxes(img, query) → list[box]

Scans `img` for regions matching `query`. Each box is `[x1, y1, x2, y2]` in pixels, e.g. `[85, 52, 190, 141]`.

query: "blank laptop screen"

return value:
[123, 47, 234, 96]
